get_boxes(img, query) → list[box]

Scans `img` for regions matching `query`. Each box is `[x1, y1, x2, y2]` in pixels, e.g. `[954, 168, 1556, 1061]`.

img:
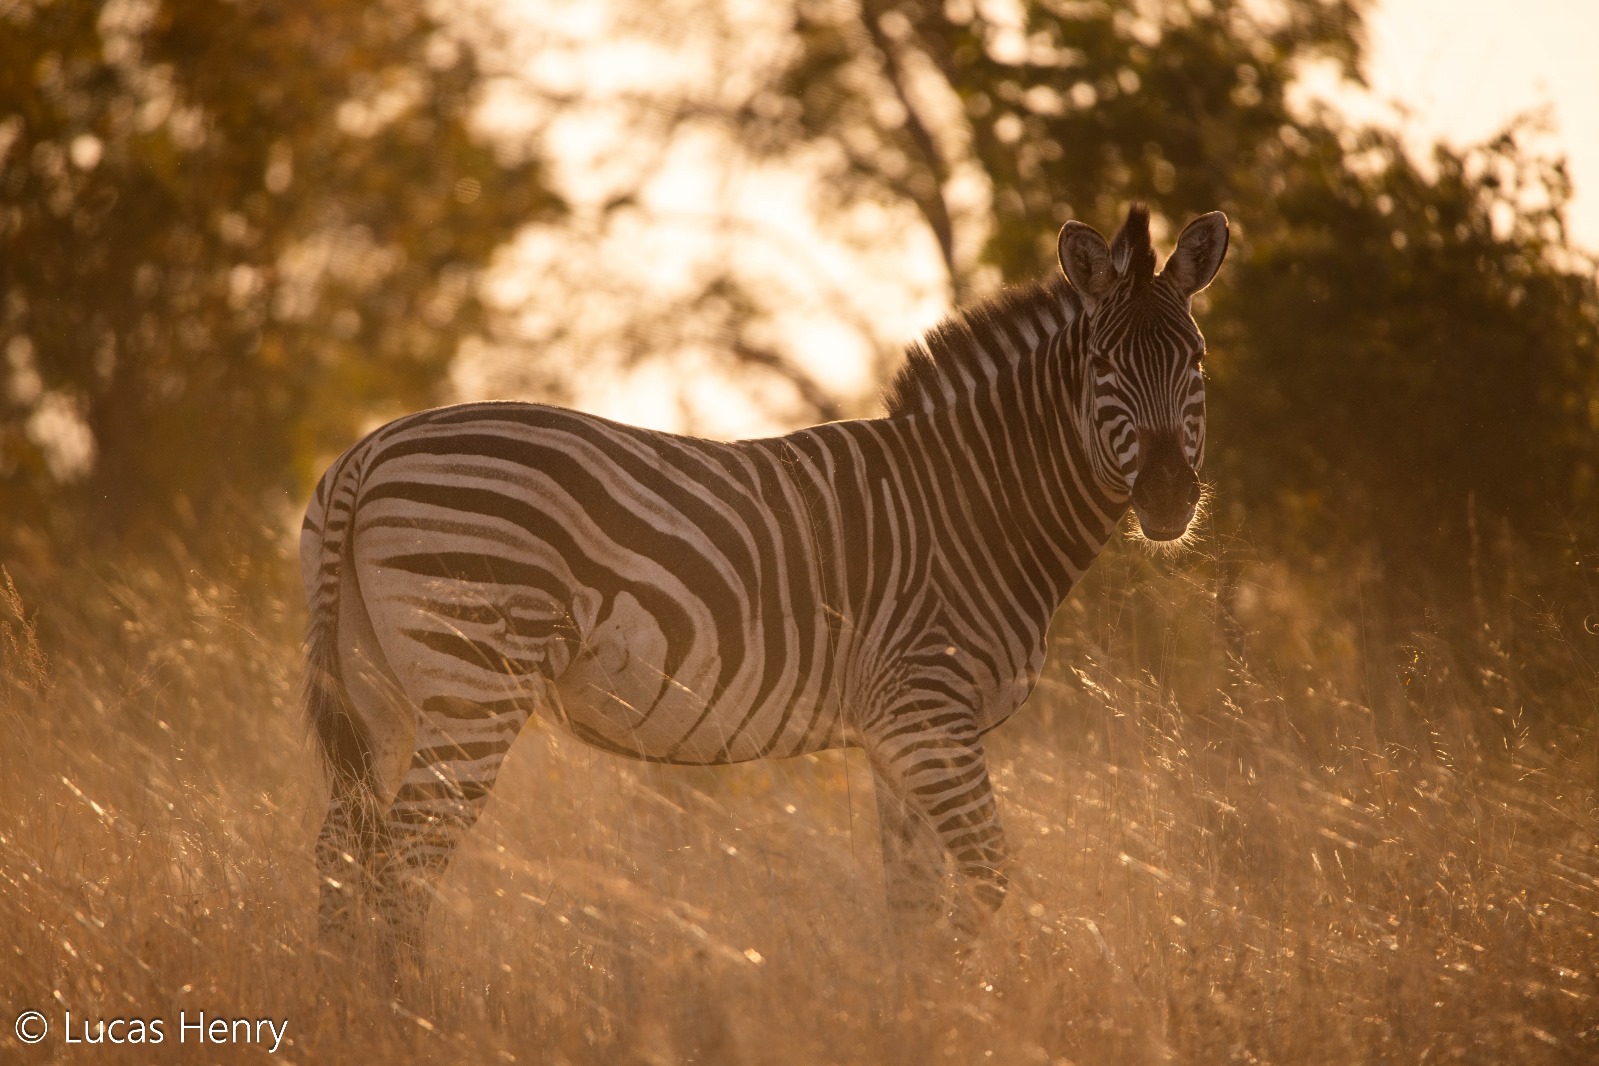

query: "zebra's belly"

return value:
[547, 590, 842, 764]
[359, 561, 843, 766]
[551, 663, 835, 764]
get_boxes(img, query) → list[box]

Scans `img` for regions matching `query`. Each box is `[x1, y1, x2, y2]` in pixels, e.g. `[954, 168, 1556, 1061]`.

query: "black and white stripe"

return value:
[301, 204, 1229, 970]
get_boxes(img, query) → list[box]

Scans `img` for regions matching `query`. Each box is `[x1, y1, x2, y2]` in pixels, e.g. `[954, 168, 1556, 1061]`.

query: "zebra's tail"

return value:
[304, 614, 376, 792]
[302, 457, 377, 795]
[303, 454, 398, 962]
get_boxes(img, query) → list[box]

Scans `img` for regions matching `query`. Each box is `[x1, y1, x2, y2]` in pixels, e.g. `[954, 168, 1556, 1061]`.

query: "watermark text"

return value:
[12, 1010, 288, 1053]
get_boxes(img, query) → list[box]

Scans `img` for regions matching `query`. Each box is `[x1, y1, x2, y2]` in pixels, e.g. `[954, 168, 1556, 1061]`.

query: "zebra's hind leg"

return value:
[314, 771, 387, 953]
[371, 696, 531, 983]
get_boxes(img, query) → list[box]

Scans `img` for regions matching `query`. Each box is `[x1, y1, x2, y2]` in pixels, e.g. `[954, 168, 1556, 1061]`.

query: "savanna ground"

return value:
[1, 533, 1596, 1065]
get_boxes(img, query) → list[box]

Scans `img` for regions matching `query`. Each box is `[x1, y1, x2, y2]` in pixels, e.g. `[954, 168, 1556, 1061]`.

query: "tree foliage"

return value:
[1210, 125, 1599, 565]
[736, 0, 1598, 580]
[1, 0, 560, 560]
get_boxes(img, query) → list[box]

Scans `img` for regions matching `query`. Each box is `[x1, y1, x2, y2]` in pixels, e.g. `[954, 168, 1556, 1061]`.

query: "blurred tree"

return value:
[733, 0, 1599, 586]
[1209, 123, 1599, 571]
[741, 0, 1367, 291]
[0, 0, 560, 562]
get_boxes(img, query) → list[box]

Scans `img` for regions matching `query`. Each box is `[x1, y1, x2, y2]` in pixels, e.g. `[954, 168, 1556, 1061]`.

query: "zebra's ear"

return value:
[1163, 211, 1230, 297]
[1057, 221, 1115, 304]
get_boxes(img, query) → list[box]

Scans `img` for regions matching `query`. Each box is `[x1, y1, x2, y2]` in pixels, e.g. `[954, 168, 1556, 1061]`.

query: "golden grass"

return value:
[1, 545, 1596, 1065]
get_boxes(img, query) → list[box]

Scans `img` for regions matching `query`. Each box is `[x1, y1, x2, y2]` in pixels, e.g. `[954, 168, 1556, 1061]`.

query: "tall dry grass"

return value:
[1, 536, 1596, 1064]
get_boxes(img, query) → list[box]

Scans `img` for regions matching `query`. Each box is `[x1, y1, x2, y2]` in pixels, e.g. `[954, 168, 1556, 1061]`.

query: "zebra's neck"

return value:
[881, 287, 1130, 618]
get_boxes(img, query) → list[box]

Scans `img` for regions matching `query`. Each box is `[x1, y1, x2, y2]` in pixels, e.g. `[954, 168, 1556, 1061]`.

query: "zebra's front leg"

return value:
[866, 707, 1009, 948]
[872, 765, 947, 936]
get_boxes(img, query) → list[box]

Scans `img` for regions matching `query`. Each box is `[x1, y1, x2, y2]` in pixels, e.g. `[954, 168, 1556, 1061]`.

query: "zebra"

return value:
[300, 203, 1229, 974]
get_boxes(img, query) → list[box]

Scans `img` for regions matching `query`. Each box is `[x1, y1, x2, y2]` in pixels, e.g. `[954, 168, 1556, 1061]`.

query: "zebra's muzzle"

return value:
[1130, 434, 1201, 542]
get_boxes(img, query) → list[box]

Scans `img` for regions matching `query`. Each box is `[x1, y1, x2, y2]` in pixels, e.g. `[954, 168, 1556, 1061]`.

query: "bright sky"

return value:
[1355, 0, 1599, 252]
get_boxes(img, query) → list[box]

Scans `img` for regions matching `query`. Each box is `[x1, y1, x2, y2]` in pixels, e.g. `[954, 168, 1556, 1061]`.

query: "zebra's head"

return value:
[1057, 204, 1229, 542]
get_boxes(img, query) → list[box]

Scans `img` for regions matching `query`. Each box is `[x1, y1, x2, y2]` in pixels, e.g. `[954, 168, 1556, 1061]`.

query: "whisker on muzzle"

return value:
[1128, 479, 1214, 557]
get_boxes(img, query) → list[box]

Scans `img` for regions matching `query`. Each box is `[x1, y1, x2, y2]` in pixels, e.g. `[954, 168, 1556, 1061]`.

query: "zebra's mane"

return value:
[1114, 204, 1157, 293]
[884, 274, 1081, 417]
